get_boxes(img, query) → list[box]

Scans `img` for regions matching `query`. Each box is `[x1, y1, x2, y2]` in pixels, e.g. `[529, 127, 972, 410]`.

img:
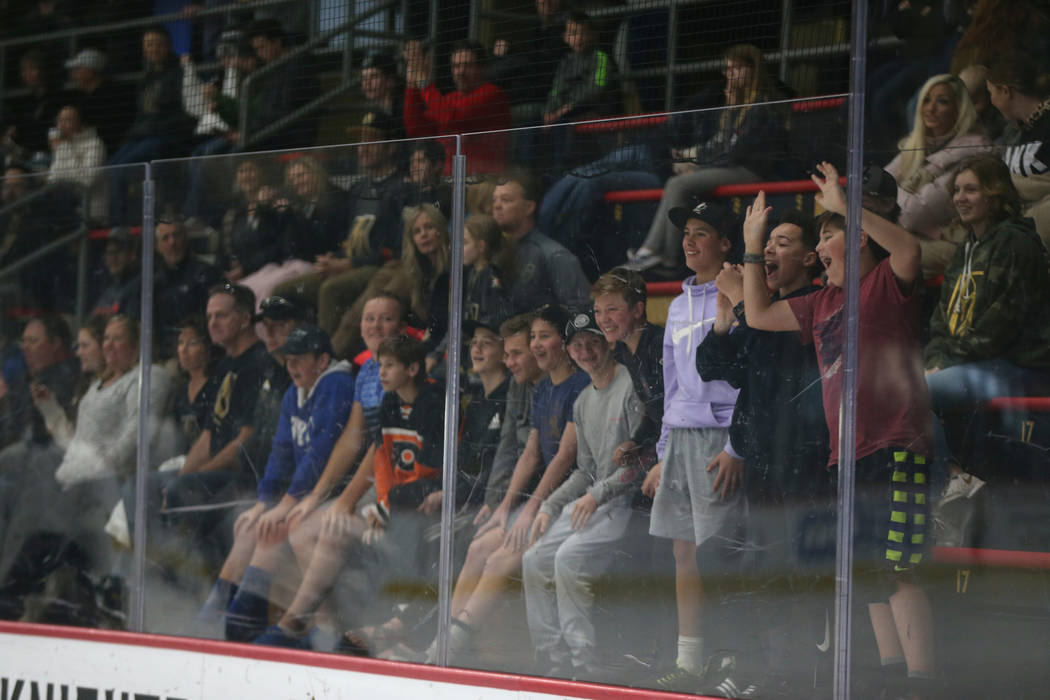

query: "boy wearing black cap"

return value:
[203, 324, 355, 641]
[522, 310, 643, 678]
[739, 164, 935, 698]
[646, 201, 744, 690]
[360, 52, 404, 133]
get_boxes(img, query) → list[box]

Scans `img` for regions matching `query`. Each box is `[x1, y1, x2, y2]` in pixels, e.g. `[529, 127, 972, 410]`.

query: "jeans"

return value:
[926, 358, 1050, 490]
[538, 145, 661, 259]
[107, 137, 167, 225]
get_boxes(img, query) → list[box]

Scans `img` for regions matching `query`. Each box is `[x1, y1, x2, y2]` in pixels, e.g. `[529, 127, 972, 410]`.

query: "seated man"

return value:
[251, 336, 444, 648]
[522, 311, 643, 679]
[107, 25, 193, 224]
[162, 284, 275, 515]
[492, 171, 591, 314]
[403, 40, 512, 175]
[152, 217, 221, 359]
[244, 19, 320, 151]
[199, 325, 354, 641]
[90, 228, 140, 317]
[62, 48, 135, 156]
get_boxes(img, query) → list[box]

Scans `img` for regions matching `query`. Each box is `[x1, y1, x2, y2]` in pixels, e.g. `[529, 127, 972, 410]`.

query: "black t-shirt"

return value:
[173, 372, 223, 453]
[456, 376, 510, 507]
[206, 341, 271, 456]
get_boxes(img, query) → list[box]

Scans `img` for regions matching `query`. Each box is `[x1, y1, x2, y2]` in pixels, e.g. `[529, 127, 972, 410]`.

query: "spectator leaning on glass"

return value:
[740, 166, 936, 700]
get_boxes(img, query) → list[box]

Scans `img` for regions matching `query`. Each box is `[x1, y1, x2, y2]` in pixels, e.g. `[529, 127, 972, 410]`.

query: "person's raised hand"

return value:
[811, 161, 847, 215]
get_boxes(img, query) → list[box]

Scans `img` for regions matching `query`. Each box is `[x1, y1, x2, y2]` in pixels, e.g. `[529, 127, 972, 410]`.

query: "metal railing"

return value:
[237, 0, 411, 149]
[471, 0, 899, 111]
[0, 0, 306, 115]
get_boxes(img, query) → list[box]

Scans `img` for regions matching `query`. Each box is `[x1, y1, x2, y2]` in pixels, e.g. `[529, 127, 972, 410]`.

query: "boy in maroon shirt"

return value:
[734, 162, 935, 699]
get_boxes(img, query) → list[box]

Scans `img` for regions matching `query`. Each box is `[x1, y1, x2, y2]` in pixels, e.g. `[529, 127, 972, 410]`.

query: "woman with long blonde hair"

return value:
[885, 73, 994, 276]
[331, 203, 451, 357]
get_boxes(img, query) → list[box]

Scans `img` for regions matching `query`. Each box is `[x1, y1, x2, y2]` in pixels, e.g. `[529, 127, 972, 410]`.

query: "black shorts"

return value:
[853, 448, 930, 575]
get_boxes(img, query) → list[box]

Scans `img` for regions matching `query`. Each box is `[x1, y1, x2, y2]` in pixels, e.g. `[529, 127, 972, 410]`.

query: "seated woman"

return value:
[627, 44, 788, 274]
[427, 213, 514, 375]
[885, 73, 994, 278]
[985, 51, 1050, 248]
[172, 315, 222, 455]
[47, 316, 172, 575]
[31, 313, 110, 448]
[331, 203, 450, 358]
[201, 325, 355, 642]
[924, 155, 1050, 531]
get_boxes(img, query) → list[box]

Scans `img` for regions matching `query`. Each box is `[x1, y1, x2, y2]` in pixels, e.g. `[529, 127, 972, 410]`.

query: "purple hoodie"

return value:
[657, 276, 739, 460]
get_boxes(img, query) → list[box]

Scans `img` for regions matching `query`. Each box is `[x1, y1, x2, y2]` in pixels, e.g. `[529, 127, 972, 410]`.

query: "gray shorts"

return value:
[649, 427, 746, 545]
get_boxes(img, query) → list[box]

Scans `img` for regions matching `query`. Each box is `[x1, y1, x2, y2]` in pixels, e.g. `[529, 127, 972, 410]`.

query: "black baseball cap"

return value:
[862, 165, 898, 200]
[668, 201, 737, 236]
[348, 110, 400, 142]
[564, 311, 603, 343]
[254, 295, 307, 323]
[279, 324, 333, 356]
[362, 51, 398, 76]
[463, 319, 501, 339]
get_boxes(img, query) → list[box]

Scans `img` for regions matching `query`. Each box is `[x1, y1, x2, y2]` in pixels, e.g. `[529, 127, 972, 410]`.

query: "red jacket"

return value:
[404, 82, 512, 175]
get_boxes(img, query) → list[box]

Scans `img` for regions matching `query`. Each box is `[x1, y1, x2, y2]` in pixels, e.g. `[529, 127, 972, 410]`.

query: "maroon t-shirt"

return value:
[787, 258, 932, 465]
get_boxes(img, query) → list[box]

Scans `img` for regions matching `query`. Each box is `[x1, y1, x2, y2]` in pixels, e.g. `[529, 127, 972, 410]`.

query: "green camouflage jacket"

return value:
[925, 216, 1050, 370]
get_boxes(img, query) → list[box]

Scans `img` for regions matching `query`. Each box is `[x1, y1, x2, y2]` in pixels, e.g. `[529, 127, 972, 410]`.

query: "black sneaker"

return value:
[656, 665, 704, 692]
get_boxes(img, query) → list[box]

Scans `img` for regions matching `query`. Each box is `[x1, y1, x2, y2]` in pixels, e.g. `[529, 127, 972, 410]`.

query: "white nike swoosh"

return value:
[816, 609, 831, 652]
[671, 317, 717, 344]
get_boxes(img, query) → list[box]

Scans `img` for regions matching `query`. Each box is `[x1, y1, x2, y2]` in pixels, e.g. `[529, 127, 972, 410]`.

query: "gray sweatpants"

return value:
[521, 496, 633, 669]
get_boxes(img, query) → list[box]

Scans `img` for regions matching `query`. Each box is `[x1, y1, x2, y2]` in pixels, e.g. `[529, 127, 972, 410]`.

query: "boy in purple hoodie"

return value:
[644, 202, 743, 690]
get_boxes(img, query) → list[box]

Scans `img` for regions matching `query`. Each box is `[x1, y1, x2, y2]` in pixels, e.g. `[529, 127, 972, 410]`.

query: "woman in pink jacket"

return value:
[885, 73, 994, 277]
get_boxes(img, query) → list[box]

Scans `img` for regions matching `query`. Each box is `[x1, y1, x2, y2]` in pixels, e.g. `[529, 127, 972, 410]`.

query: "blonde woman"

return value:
[885, 74, 994, 276]
[628, 44, 788, 272]
[331, 203, 451, 357]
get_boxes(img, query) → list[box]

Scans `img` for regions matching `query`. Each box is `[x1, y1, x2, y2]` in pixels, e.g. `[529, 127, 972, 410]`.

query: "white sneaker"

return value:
[938, 471, 985, 506]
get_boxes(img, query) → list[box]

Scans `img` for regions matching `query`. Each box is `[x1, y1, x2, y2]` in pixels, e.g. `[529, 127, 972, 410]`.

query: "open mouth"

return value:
[765, 261, 778, 277]
[820, 256, 832, 269]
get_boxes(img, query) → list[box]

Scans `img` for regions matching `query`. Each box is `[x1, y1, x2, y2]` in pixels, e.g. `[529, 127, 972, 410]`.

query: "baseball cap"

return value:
[862, 165, 898, 200]
[106, 226, 133, 248]
[279, 324, 333, 356]
[668, 201, 737, 236]
[564, 311, 603, 343]
[362, 51, 398, 76]
[65, 49, 106, 72]
[348, 110, 400, 142]
[254, 295, 307, 323]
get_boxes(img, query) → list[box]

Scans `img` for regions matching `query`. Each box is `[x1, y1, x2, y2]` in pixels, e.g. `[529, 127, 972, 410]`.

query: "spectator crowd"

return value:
[2, 0, 1050, 698]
